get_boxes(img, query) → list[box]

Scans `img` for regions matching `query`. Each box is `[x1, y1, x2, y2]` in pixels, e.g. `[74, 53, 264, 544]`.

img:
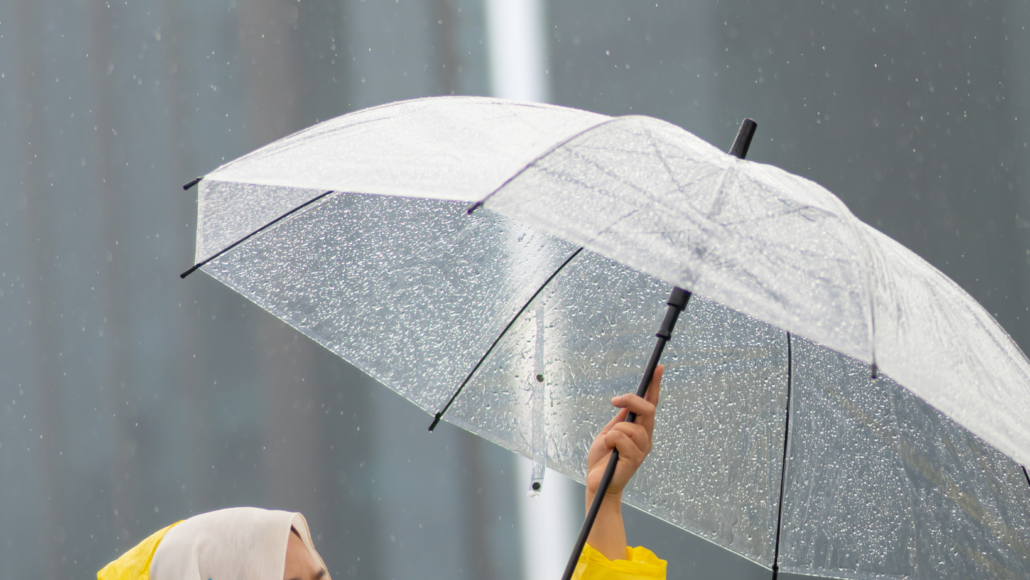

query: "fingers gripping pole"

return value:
[560, 288, 691, 580]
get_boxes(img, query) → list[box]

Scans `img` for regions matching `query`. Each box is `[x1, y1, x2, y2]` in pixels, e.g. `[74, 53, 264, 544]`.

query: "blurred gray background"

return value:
[2, 1, 1029, 579]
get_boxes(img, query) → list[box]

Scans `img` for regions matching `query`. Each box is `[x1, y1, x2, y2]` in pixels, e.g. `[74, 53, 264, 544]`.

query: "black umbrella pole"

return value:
[560, 287, 691, 580]
[559, 118, 755, 579]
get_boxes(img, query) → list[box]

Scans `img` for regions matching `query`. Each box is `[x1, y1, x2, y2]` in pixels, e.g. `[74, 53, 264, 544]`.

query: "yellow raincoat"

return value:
[99, 512, 664, 580]
[97, 522, 181, 580]
[574, 543, 667, 580]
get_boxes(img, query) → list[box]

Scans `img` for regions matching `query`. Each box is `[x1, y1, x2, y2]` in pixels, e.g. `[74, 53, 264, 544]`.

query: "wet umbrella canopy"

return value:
[183, 97, 1030, 579]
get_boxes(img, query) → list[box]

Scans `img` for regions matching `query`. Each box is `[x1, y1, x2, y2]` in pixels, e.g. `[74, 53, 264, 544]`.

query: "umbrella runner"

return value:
[529, 302, 546, 496]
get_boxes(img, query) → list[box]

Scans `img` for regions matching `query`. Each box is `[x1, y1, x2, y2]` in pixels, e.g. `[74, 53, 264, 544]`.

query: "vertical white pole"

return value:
[514, 456, 579, 580]
[485, 0, 550, 103]
[484, 2, 577, 579]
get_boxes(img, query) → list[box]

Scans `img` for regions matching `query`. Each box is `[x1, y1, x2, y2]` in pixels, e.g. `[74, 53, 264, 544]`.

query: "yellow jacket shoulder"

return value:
[573, 543, 667, 580]
[97, 521, 182, 580]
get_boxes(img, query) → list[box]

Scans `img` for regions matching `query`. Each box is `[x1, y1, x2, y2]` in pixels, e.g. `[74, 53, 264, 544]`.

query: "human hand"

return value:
[583, 365, 663, 561]
[585, 364, 663, 502]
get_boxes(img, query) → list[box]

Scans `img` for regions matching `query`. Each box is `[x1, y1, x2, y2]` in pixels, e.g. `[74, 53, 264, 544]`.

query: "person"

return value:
[97, 507, 329, 580]
[575, 365, 667, 580]
[98, 367, 666, 580]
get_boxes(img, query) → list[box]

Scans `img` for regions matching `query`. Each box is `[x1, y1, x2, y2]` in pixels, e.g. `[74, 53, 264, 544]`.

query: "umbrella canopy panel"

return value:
[201, 192, 1030, 578]
[202, 190, 578, 412]
[201, 97, 608, 208]
[784, 338, 1030, 579]
[195, 181, 333, 266]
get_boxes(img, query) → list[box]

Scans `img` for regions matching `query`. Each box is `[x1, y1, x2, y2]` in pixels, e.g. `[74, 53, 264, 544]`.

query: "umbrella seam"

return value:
[428, 246, 584, 431]
[842, 216, 879, 376]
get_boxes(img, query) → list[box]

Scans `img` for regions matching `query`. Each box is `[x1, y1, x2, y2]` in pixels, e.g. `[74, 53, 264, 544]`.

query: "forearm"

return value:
[585, 490, 627, 561]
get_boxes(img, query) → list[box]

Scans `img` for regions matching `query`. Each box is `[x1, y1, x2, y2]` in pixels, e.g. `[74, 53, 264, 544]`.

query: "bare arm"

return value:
[584, 365, 663, 561]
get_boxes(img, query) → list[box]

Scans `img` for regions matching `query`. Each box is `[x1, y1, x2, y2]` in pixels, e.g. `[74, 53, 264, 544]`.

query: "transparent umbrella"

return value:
[181, 97, 1030, 579]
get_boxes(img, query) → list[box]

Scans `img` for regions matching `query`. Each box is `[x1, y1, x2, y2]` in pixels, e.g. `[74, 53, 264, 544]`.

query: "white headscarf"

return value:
[150, 507, 329, 580]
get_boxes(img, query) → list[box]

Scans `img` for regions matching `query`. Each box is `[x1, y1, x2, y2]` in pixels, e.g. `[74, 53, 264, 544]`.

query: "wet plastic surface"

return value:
[204, 97, 608, 203]
[205, 193, 577, 412]
[783, 338, 1030, 579]
[196, 180, 329, 264]
[195, 98, 1030, 578]
[198, 98, 1030, 469]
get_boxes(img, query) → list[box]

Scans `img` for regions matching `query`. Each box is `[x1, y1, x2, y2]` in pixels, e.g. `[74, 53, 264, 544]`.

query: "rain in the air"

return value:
[2, 1, 1029, 579]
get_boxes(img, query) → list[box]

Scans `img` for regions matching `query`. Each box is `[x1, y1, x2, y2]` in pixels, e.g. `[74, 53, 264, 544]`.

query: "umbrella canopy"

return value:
[184, 96, 1030, 579]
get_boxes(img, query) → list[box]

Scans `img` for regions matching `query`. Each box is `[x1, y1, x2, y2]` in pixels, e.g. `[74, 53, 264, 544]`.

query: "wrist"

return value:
[585, 489, 624, 511]
[584, 491, 628, 561]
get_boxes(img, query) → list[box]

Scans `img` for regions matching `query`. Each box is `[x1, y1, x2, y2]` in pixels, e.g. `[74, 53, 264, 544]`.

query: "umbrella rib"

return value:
[771, 331, 793, 579]
[179, 190, 336, 279]
[1023, 465, 1030, 490]
[466, 117, 620, 214]
[428, 246, 585, 431]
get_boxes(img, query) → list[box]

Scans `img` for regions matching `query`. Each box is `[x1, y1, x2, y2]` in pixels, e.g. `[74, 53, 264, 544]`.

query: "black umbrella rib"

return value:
[179, 190, 335, 279]
[771, 331, 793, 580]
[428, 246, 584, 432]
[1022, 465, 1030, 490]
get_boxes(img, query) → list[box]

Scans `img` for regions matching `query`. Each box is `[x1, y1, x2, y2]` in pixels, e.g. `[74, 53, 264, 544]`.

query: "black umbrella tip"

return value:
[729, 119, 758, 159]
[180, 264, 200, 279]
[183, 176, 202, 191]
[428, 412, 443, 432]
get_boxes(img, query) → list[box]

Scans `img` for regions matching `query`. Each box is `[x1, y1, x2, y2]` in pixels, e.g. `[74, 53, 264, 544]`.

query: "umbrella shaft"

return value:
[561, 287, 690, 580]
